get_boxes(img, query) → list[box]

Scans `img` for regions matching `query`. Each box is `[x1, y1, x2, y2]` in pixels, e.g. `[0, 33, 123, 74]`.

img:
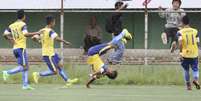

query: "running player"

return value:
[32, 15, 78, 88]
[2, 9, 40, 90]
[178, 16, 200, 90]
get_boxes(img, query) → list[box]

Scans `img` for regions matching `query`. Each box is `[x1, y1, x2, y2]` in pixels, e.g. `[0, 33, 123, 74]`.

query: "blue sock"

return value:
[58, 68, 68, 82]
[184, 69, 190, 82]
[22, 70, 29, 86]
[7, 65, 23, 74]
[39, 70, 55, 76]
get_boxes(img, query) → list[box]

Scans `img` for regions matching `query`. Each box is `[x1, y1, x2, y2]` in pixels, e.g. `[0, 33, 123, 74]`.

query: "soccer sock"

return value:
[22, 70, 29, 87]
[184, 69, 190, 83]
[7, 65, 23, 74]
[58, 68, 68, 82]
[39, 70, 55, 76]
[192, 70, 199, 81]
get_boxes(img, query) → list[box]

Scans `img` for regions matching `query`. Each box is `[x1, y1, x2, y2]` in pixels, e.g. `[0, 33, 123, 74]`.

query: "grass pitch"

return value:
[0, 84, 200, 101]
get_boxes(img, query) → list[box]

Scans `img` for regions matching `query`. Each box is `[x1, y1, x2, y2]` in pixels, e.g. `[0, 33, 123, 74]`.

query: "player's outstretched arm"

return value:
[55, 36, 71, 45]
[116, 3, 128, 12]
[24, 32, 40, 37]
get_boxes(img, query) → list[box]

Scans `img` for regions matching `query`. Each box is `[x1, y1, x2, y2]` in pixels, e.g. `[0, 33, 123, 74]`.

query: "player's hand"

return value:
[179, 53, 184, 61]
[38, 29, 44, 34]
[158, 6, 163, 10]
[64, 41, 71, 46]
[86, 83, 91, 88]
[124, 3, 128, 9]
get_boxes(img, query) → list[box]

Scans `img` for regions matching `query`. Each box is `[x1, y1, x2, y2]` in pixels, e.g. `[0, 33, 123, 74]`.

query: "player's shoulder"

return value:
[10, 20, 26, 27]
[190, 27, 198, 33]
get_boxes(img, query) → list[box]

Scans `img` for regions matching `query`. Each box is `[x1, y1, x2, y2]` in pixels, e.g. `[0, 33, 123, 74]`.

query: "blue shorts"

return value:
[88, 43, 108, 56]
[108, 41, 125, 64]
[181, 58, 198, 71]
[13, 48, 28, 66]
[43, 53, 61, 72]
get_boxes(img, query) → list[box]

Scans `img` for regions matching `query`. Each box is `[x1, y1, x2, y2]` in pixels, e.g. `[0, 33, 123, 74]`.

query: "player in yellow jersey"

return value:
[178, 16, 200, 90]
[86, 44, 118, 88]
[32, 15, 78, 88]
[2, 10, 40, 90]
[86, 28, 132, 88]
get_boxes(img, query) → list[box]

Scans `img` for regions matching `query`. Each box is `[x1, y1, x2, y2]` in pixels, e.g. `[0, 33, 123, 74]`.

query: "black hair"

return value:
[115, 1, 124, 9]
[46, 15, 55, 25]
[182, 16, 190, 25]
[106, 70, 118, 80]
[17, 9, 25, 19]
[172, 0, 182, 6]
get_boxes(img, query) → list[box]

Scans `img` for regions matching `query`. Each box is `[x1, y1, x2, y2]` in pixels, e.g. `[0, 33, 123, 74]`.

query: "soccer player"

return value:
[86, 44, 118, 88]
[2, 9, 40, 90]
[86, 28, 131, 88]
[105, 1, 132, 65]
[178, 16, 200, 90]
[159, 0, 186, 53]
[32, 15, 78, 88]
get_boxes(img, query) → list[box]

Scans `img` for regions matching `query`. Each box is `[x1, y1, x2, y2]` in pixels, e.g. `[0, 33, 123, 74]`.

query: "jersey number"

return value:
[11, 29, 19, 39]
[185, 34, 195, 45]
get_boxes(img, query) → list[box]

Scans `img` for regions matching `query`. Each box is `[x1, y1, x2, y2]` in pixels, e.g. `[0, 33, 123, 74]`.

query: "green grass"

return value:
[0, 84, 201, 101]
[0, 64, 200, 85]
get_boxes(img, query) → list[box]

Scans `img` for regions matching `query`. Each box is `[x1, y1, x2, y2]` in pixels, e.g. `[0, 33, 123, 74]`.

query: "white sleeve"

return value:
[50, 31, 58, 39]
[4, 29, 11, 35]
[197, 37, 200, 43]
[22, 25, 28, 34]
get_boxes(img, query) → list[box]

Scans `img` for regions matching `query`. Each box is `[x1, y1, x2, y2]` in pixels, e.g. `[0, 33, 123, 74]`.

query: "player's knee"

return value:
[192, 67, 199, 72]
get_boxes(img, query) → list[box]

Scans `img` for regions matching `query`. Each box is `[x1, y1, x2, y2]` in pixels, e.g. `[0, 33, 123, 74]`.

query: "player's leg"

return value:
[47, 53, 78, 87]
[21, 49, 34, 90]
[32, 56, 57, 84]
[181, 59, 191, 90]
[161, 28, 169, 45]
[170, 28, 179, 53]
[191, 58, 200, 90]
[88, 43, 109, 56]
[2, 49, 24, 81]
[107, 43, 124, 65]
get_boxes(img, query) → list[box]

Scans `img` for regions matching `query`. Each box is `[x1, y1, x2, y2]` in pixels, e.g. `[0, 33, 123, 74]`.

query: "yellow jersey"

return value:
[4, 20, 27, 49]
[178, 27, 199, 58]
[40, 27, 58, 56]
[87, 54, 105, 73]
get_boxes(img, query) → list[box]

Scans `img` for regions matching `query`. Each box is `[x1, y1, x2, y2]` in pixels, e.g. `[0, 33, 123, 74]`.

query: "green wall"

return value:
[0, 12, 200, 49]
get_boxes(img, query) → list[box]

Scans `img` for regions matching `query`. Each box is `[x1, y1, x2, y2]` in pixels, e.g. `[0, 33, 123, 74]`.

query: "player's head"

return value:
[17, 9, 26, 21]
[115, 1, 124, 10]
[172, 0, 181, 10]
[105, 69, 118, 80]
[46, 15, 55, 27]
[182, 16, 190, 26]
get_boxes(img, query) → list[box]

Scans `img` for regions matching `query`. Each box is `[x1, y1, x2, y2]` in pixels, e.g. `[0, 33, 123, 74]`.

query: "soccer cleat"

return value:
[161, 32, 167, 45]
[22, 85, 35, 90]
[123, 29, 132, 40]
[63, 83, 73, 88]
[68, 78, 79, 84]
[2, 71, 9, 81]
[32, 72, 39, 84]
[186, 82, 192, 90]
[193, 80, 200, 90]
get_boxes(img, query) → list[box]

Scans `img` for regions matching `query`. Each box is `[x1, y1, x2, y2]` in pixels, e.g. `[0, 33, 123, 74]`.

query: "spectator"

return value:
[159, 0, 186, 53]
[84, 16, 102, 54]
